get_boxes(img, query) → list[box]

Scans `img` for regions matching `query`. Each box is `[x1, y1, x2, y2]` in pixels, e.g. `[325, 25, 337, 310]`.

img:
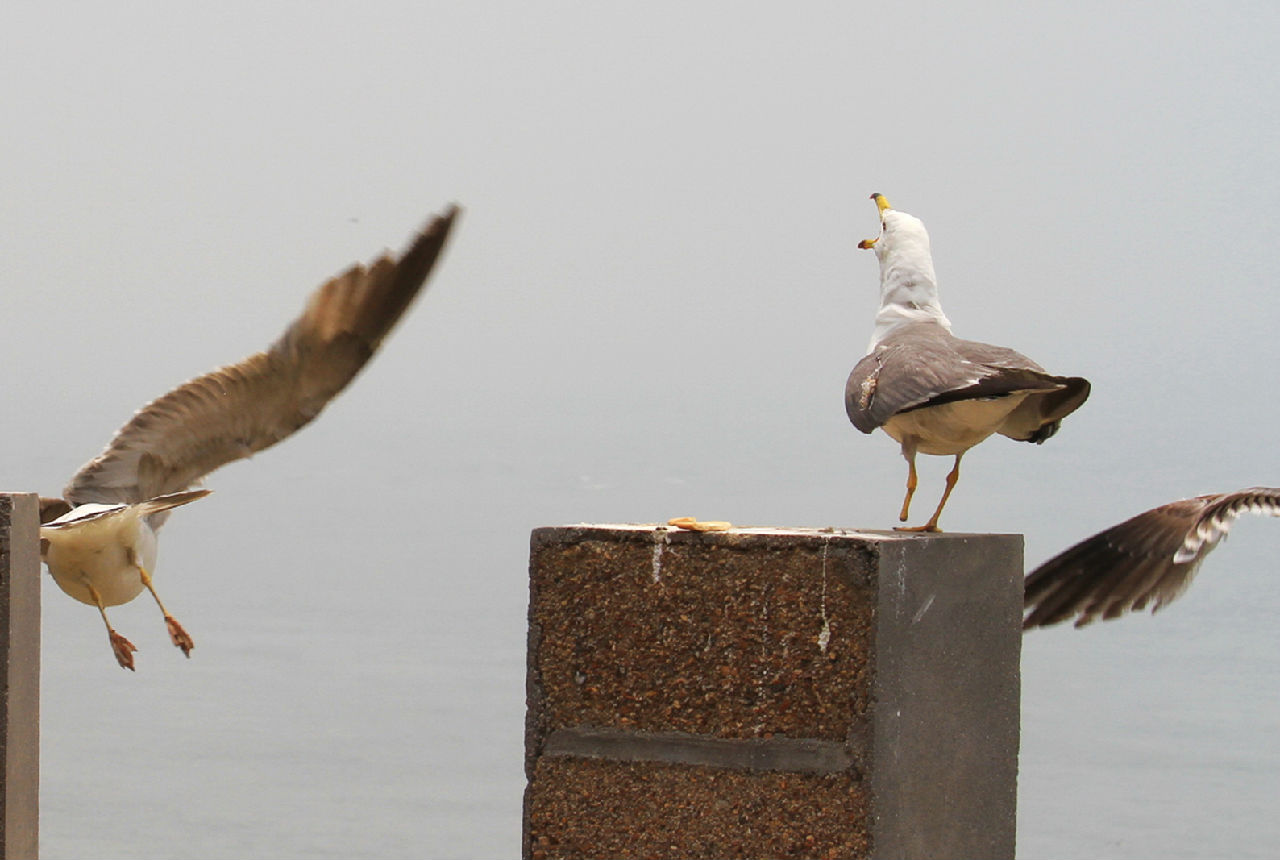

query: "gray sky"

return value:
[4, 3, 1280, 858]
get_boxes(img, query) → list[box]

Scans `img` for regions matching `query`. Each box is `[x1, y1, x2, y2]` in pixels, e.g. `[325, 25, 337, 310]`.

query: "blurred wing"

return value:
[1023, 488, 1280, 629]
[64, 205, 459, 508]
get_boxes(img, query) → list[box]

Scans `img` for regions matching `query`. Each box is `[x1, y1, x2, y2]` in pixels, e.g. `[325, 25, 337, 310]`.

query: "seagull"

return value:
[845, 193, 1090, 531]
[1023, 488, 1280, 629]
[38, 204, 459, 670]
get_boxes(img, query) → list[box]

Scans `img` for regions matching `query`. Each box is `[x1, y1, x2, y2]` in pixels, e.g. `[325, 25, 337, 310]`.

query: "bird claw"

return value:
[165, 616, 194, 658]
[894, 524, 943, 533]
[109, 631, 138, 671]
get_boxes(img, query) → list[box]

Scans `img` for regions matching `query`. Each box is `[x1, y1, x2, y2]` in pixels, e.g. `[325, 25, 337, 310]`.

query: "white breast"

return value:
[882, 395, 1031, 456]
[41, 506, 157, 607]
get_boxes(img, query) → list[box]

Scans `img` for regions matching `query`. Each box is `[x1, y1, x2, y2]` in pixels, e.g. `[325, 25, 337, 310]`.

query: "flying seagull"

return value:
[39, 204, 459, 670]
[845, 193, 1090, 531]
[1023, 487, 1280, 629]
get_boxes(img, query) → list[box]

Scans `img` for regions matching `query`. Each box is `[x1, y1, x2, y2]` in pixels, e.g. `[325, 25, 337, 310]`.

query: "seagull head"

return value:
[857, 192, 936, 282]
[858, 193, 931, 261]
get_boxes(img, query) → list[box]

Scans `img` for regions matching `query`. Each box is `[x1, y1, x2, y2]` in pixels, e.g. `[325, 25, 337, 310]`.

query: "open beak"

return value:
[857, 192, 891, 249]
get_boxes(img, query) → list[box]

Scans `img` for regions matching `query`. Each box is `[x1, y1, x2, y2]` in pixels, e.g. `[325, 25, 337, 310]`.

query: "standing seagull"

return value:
[1023, 488, 1280, 629]
[845, 194, 1090, 531]
[39, 204, 459, 670]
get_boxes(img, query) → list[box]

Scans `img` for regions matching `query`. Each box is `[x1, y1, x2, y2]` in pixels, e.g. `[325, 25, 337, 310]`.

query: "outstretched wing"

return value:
[1023, 488, 1280, 629]
[64, 205, 459, 508]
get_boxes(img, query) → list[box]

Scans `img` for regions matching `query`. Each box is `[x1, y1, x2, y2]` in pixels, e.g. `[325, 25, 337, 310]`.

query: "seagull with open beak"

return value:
[845, 193, 1090, 531]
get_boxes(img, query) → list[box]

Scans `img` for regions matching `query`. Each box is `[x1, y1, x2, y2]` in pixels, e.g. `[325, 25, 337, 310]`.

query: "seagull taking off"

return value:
[845, 194, 1090, 531]
[39, 204, 459, 669]
[1023, 488, 1280, 629]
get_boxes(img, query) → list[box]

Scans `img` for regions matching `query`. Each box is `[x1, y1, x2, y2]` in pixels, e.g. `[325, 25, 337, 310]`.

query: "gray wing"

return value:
[64, 204, 459, 508]
[1023, 488, 1280, 629]
[945, 333, 1091, 444]
[845, 322, 1089, 437]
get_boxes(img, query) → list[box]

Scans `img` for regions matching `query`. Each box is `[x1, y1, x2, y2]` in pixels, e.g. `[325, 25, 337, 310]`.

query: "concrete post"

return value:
[0, 494, 39, 860]
[524, 525, 1021, 860]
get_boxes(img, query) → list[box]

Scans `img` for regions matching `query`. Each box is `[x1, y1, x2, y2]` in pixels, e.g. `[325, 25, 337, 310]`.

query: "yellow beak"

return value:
[858, 192, 891, 249]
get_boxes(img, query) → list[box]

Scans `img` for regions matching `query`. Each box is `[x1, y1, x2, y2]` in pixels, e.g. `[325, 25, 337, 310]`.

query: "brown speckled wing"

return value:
[1023, 488, 1280, 629]
[63, 205, 459, 512]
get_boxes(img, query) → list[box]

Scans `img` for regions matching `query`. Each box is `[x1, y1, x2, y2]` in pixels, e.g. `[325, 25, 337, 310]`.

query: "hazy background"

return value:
[4, 3, 1279, 858]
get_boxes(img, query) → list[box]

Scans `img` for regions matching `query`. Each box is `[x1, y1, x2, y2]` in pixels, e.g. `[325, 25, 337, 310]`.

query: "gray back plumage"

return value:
[844, 321, 1090, 439]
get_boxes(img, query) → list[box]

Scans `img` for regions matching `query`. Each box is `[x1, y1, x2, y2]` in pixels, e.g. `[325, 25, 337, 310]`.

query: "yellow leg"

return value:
[923, 454, 963, 532]
[896, 453, 963, 533]
[898, 451, 919, 522]
[81, 576, 137, 671]
[138, 565, 194, 658]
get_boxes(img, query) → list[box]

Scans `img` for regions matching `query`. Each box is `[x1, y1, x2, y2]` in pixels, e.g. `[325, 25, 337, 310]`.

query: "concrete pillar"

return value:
[524, 525, 1021, 860]
[0, 494, 40, 860]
